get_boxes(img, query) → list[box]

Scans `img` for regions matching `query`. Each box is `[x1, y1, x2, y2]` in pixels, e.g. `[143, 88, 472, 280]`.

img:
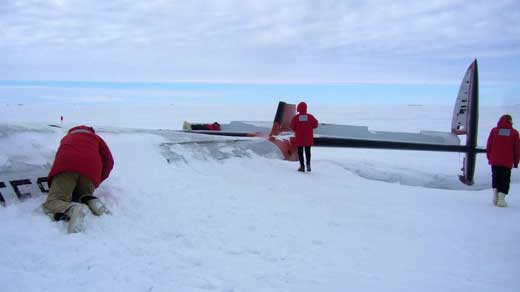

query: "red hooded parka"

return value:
[48, 125, 114, 188]
[290, 102, 319, 147]
[205, 122, 221, 131]
[486, 115, 520, 168]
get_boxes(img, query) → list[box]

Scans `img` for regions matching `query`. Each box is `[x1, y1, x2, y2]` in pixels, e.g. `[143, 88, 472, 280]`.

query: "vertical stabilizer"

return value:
[452, 65, 472, 134]
[269, 101, 298, 160]
[454, 59, 479, 185]
[270, 101, 296, 136]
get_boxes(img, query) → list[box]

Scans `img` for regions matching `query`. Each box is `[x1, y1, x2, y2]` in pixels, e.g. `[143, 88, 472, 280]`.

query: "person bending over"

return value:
[42, 125, 114, 233]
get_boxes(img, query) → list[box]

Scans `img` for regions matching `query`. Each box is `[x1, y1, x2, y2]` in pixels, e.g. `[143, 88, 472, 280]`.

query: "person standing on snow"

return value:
[486, 114, 520, 207]
[42, 125, 114, 233]
[290, 102, 318, 172]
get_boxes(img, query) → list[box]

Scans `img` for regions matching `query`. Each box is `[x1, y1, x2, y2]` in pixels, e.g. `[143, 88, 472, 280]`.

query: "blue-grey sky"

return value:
[1, 0, 519, 85]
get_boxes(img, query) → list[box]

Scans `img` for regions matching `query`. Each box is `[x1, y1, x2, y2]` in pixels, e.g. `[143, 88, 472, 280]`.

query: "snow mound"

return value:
[160, 139, 283, 163]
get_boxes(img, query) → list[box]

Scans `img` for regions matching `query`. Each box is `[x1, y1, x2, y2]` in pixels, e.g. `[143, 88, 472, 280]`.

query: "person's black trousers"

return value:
[492, 165, 512, 194]
[297, 146, 311, 169]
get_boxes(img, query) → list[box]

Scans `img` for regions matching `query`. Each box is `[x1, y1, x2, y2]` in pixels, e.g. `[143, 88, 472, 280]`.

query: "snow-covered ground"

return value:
[1, 102, 519, 292]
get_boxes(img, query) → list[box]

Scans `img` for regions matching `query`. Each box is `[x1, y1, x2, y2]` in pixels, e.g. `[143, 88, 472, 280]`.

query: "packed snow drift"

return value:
[1, 102, 519, 292]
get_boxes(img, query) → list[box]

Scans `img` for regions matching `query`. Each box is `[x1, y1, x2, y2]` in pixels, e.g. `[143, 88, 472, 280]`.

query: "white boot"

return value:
[493, 188, 498, 206]
[497, 192, 508, 207]
[86, 198, 111, 216]
[66, 203, 89, 233]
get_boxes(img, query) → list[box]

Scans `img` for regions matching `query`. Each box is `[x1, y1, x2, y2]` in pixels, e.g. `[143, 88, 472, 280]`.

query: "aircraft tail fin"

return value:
[452, 59, 479, 185]
[268, 101, 298, 160]
[270, 101, 296, 136]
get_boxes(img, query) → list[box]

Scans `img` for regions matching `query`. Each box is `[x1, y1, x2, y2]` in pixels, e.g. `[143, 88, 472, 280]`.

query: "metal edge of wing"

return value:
[313, 136, 478, 152]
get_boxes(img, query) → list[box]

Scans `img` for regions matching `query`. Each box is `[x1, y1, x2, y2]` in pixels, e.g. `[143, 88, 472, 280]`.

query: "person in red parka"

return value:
[183, 121, 221, 131]
[204, 122, 221, 131]
[486, 114, 520, 207]
[290, 102, 318, 172]
[42, 125, 114, 233]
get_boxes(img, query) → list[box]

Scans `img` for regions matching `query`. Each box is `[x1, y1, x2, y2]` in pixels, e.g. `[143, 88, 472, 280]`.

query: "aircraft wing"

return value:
[183, 60, 484, 185]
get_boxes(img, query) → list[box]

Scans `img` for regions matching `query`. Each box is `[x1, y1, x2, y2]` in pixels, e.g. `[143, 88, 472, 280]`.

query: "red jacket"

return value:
[486, 115, 520, 168]
[205, 122, 221, 131]
[48, 125, 114, 187]
[290, 102, 319, 147]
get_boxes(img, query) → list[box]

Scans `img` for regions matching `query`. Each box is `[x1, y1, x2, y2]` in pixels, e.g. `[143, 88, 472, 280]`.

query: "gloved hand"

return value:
[515, 164, 518, 168]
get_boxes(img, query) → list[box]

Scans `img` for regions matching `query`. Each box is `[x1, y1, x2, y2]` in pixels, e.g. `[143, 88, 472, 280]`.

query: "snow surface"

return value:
[1, 102, 519, 292]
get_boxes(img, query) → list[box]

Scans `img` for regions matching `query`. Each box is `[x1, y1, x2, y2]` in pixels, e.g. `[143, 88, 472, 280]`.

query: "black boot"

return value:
[306, 162, 311, 172]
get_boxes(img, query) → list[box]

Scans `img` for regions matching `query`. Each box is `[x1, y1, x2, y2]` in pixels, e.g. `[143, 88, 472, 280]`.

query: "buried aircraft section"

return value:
[182, 59, 485, 185]
[160, 139, 283, 163]
[0, 125, 285, 206]
[0, 60, 490, 207]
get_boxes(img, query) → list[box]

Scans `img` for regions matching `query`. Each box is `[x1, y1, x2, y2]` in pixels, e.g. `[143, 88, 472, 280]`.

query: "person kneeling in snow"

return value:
[486, 114, 519, 207]
[42, 125, 114, 233]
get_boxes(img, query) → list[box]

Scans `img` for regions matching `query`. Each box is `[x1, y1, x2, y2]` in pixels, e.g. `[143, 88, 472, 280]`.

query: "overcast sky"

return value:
[1, 0, 519, 84]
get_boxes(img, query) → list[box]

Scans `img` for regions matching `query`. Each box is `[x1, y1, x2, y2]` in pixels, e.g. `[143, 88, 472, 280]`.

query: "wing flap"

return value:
[314, 124, 460, 146]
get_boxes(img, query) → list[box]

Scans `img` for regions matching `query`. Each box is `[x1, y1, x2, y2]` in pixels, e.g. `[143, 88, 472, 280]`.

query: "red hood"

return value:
[68, 125, 95, 134]
[497, 116, 513, 129]
[297, 102, 307, 114]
